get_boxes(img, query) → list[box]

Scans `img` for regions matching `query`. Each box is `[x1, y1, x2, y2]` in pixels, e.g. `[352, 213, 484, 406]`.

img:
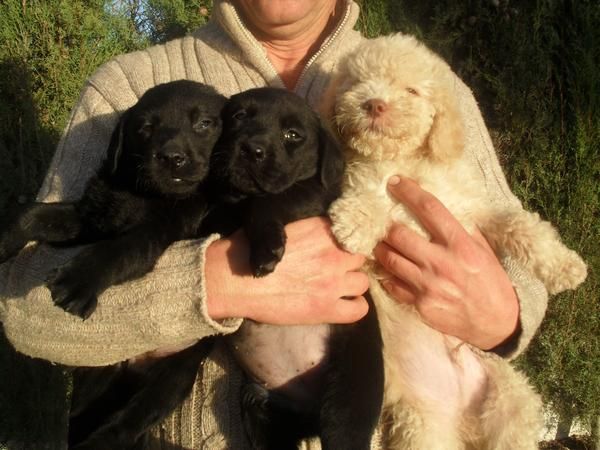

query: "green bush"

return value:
[0, 0, 147, 228]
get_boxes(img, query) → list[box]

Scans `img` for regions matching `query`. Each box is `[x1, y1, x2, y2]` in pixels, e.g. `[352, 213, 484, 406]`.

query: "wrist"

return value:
[479, 286, 520, 351]
[204, 231, 258, 321]
[205, 236, 239, 320]
[489, 320, 523, 357]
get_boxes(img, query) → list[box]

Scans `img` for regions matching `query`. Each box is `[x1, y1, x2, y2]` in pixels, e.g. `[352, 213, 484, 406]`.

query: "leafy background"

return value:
[0, 1, 597, 448]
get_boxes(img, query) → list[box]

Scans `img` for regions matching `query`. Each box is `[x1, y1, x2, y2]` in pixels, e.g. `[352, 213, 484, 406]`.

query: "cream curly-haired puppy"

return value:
[325, 34, 587, 450]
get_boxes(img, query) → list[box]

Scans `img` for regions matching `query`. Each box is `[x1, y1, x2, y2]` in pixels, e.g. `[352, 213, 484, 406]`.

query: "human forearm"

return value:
[455, 78, 550, 357]
[491, 256, 548, 359]
[0, 236, 241, 367]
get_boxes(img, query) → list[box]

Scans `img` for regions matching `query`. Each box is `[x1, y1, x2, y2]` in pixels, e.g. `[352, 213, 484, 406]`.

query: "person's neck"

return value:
[245, 3, 341, 89]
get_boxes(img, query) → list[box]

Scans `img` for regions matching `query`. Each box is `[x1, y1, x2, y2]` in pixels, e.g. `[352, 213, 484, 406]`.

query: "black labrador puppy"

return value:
[0, 80, 226, 449]
[0, 79, 225, 318]
[209, 87, 384, 450]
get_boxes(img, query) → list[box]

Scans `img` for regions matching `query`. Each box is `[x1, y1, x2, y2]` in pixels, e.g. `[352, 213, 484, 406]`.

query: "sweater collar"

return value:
[211, 0, 361, 90]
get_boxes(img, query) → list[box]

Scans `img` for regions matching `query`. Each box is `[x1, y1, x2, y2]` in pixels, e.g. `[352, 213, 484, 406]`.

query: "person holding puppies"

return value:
[0, 0, 548, 448]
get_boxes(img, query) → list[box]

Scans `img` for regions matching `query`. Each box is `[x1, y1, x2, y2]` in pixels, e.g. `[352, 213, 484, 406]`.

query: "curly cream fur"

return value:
[326, 34, 586, 449]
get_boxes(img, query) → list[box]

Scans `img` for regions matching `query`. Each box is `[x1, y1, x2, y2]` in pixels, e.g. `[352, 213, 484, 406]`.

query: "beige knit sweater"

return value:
[0, 1, 548, 448]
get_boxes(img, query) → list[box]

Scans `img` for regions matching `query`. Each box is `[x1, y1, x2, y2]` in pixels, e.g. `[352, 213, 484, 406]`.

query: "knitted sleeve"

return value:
[455, 77, 548, 360]
[0, 57, 242, 367]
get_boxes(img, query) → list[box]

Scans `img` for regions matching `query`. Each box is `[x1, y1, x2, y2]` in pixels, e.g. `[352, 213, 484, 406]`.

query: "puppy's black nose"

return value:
[156, 150, 189, 168]
[241, 143, 266, 162]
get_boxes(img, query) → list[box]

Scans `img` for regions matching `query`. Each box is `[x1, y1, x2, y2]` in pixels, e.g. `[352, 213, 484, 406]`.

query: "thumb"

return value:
[330, 296, 369, 323]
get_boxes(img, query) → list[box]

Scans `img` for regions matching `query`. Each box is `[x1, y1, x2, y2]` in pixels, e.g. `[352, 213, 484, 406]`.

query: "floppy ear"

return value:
[318, 123, 345, 189]
[106, 110, 130, 174]
[426, 90, 464, 162]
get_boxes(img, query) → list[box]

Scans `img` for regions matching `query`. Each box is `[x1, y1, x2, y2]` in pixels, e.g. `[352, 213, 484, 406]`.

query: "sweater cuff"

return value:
[0, 235, 243, 367]
[491, 256, 548, 360]
[196, 233, 244, 333]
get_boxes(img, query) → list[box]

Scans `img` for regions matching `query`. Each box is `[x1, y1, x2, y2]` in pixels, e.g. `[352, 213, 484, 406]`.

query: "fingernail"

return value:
[381, 280, 393, 292]
[388, 175, 402, 186]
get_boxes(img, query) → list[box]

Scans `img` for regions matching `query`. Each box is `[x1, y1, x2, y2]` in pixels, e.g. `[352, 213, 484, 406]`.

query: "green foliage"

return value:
[145, 0, 211, 42]
[0, 0, 147, 228]
[109, 0, 212, 43]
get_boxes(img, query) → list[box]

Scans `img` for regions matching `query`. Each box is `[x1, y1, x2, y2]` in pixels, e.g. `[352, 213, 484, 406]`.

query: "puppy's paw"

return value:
[241, 382, 270, 411]
[47, 265, 99, 320]
[331, 219, 378, 257]
[250, 244, 285, 277]
[543, 250, 588, 295]
[249, 228, 286, 277]
[329, 195, 387, 257]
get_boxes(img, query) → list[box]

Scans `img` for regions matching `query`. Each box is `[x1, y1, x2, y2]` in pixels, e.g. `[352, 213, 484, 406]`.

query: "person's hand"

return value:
[374, 176, 520, 350]
[205, 217, 369, 325]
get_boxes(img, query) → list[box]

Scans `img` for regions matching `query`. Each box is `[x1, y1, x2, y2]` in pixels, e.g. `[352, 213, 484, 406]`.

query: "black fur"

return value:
[68, 340, 212, 450]
[209, 88, 384, 450]
[0, 80, 226, 318]
[0, 80, 226, 449]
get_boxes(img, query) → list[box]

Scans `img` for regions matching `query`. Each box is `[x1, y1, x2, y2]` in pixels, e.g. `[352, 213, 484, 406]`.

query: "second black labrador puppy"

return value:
[0, 80, 227, 449]
[209, 88, 384, 450]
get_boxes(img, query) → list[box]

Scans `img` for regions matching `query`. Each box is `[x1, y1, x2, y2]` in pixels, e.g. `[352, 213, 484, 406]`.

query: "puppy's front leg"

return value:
[71, 340, 214, 450]
[479, 208, 587, 295]
[329, 188, 391, 258]
[320, 292, 384, 450]
[0, 202, 83, 263]
[48, 223, 184, 319]
[243, 203, 287, 277]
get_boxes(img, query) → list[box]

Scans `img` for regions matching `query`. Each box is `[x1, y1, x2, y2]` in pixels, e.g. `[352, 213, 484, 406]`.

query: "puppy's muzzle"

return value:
[156, 148, 189, 170]
[240, 139, 267, 163]
[153, 140, 207, 183]
[362, 98, 388, 118]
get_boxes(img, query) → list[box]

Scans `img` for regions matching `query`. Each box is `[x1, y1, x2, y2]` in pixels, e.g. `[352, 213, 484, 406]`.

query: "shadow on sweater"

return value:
[0, 327, 69, 449]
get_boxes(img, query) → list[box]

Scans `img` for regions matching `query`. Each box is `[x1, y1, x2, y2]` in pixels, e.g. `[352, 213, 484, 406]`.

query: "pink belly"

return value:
[227, 321, 331, 405]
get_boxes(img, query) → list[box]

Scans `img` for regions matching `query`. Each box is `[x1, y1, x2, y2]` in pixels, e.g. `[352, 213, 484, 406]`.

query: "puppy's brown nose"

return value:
[362, 99, 388, 118]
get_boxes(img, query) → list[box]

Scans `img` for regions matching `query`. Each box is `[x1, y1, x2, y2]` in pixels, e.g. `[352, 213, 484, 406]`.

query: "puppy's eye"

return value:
[232, 109, 247, 120]
[283, 129, 302, 142]
[194, 118, 214, 131]
[406, 87, 419, 96]
[138, 121, 153, 138]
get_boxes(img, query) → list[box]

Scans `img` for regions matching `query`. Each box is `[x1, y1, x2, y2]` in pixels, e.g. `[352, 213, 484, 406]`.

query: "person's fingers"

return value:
[285, 216, 366, 270]
[341, 271, 370, 297]
[330, 295, 369, 323]
[340, 251, 367, 271]
[381, 278, 416, 305]
[387, 176, 470, 246]
[381, 223, 437, 269]
[374, 240, 425, 290]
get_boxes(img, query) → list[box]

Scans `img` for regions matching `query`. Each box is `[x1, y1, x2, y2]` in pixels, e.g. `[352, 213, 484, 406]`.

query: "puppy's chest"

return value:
[346, 158, 485, 234]
[79, 179, 206, 236]
[228, 323, 330, 390]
